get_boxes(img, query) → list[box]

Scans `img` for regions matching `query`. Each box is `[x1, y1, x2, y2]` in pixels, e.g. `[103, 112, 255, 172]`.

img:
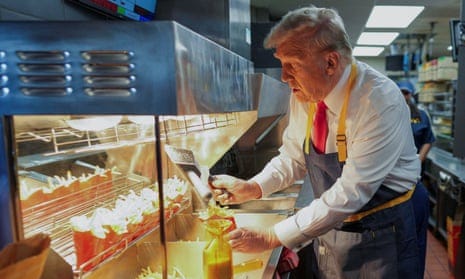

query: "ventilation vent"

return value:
[16, 50, 72, 96]
[0, 51, 7, 97]
[81, 50, 136, 97]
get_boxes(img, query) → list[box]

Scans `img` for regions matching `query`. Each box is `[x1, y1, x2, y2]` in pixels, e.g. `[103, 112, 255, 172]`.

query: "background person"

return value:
[397, 79, 436, 278]
[397, 80, 435, 166]
[211, 6, 422, 279]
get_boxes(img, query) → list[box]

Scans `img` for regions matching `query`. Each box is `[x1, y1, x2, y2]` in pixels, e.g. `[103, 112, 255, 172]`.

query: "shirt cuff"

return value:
[274, 215, 310, 251]
[251, 170, 283, 197]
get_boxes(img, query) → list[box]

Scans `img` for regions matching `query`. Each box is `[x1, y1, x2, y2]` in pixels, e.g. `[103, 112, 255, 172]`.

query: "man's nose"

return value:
[281, 67, 291, 83]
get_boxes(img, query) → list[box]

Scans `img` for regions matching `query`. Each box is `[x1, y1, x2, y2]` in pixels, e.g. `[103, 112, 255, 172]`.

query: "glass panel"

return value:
[13, 115, 165, 278]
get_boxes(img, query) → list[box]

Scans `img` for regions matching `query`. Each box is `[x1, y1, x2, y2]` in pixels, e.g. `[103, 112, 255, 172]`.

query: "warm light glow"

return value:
[66, 116, 122, 131]
[353, 46, 385, 57]
[128, 116, 155, 125]
[366, 6, 424, 28]
[357, 32, 399, 45]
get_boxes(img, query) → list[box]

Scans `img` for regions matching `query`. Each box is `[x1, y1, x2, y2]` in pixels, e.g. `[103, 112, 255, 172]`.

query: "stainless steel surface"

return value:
[155, 0, 251, 60]
[226, 179, 313, 215]
[164, 145, 213, 208]
[166, 111, 258, 168]
[427, 147, 465, 183]
[0, 21, 253, 115]
[81, 212, 288, 279]
[164, 212, 288, 279]
[227, 183, 304, 214]
[246, 73, 290, 146]
[228, 197, 297, 211]
[250, 73, 290, 118]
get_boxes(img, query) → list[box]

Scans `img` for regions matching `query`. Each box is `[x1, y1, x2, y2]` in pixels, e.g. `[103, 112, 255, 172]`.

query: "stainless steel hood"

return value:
[250, 73, 289, 118]
[0, 21, 253, 115]
[236, 73, 290, 149]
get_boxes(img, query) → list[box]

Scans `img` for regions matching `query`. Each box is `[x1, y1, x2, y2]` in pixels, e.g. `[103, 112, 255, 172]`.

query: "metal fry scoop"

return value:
[164, 145, 213, 208]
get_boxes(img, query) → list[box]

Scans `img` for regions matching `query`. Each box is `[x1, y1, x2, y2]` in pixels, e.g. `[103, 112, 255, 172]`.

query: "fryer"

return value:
[0, 20, 289, 279]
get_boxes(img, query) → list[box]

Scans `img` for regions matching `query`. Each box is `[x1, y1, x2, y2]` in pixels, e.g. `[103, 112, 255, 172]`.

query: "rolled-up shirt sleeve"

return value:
[252, 95, 308, 197]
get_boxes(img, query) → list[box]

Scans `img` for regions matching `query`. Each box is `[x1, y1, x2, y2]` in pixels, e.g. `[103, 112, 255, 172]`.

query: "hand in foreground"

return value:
[227, 227, 281, 253]
[209, 174, 262, 205]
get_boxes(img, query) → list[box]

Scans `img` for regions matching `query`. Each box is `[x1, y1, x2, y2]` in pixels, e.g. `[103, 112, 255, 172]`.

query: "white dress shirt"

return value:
[252, 61, 421, 250]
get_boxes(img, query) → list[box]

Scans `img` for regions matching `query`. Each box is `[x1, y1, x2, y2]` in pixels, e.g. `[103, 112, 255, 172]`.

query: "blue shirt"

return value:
[411, 109, 435, 152]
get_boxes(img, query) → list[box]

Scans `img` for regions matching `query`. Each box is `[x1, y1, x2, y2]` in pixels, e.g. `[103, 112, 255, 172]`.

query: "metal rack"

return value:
[16, 114, 238, 156]
[20, 171, 190, 275]
[22, 173, 146, 265]
[160, 113, 238, 138]
[418, 81, 456, 152]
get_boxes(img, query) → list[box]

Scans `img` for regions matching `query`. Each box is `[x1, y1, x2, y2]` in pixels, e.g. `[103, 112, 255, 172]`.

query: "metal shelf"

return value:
[436, 133, 454, 140]
[16, 113, 238, 169]
[430, 112, 453, 117]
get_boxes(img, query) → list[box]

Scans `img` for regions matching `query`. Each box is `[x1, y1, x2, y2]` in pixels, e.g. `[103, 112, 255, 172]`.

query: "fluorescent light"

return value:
[366, 6, 424, 28]
[353, 46, 385, 57]
[357, 32, 399, 45]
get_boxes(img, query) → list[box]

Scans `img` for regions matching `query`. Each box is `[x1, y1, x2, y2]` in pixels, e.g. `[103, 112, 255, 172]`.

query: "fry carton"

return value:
[0, 233, 50, 279]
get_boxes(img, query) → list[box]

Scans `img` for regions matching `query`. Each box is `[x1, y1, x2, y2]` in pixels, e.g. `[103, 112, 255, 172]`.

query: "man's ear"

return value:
[325, 51, 340, 75]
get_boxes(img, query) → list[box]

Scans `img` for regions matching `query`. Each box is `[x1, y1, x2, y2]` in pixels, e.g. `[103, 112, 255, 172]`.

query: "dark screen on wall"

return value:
[67, 0, 157, 21]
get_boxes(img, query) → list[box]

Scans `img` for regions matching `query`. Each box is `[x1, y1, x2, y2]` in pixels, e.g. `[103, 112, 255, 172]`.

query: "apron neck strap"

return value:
[305, 62, 358, 162]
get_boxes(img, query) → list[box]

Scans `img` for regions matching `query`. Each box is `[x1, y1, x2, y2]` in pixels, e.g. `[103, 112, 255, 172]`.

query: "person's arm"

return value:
[418, 143, 432, 162]
[251, 95, 308, 197]
[212, 95, 308, 204]
[418, 109, 435, 162]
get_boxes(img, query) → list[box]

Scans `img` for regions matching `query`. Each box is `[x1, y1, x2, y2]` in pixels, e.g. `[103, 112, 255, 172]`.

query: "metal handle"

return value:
[186, 170, 212, 204]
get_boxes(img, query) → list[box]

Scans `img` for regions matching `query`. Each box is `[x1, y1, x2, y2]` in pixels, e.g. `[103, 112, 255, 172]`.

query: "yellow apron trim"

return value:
[336, 62, 357, 162]
[304, 62, 357, 162]
[304, 102, 316, 154]
[343, 185, 415, 223]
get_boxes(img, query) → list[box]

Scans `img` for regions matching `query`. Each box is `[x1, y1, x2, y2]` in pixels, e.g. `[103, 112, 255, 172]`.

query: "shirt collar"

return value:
[324, 63, 352, 116]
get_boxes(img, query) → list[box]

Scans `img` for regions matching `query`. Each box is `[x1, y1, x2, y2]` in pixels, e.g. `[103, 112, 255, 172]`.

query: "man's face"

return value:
[274, 41, 332, 103]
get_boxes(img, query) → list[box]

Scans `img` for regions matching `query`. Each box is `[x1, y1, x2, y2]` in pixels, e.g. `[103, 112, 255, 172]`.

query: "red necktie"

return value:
[313, 101, 328, 154]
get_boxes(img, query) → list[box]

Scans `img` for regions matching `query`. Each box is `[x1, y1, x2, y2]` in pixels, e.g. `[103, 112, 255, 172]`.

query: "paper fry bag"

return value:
[0, 233, 50, 279]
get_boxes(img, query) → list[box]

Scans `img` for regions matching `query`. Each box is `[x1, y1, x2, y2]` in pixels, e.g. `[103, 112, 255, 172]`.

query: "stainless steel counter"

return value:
[427, 146, 465, 183]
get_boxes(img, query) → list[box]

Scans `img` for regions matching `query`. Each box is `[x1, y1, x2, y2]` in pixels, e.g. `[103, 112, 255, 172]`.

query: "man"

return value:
[211, 6, 422, 279]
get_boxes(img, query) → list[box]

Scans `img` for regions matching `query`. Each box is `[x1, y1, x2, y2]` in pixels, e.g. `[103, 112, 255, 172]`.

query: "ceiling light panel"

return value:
[357, 32, 399, 45]
[353, 46, 385, 57]
[366, 6, 425, 28]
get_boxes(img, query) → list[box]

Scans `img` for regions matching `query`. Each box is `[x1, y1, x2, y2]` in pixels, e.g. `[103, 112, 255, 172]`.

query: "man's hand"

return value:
[227, 227, 281, 253]
[209, 174, 262, 205]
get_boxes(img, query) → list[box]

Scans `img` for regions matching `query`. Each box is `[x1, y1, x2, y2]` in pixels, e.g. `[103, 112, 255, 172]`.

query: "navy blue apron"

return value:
[304, 143, 419, 278]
